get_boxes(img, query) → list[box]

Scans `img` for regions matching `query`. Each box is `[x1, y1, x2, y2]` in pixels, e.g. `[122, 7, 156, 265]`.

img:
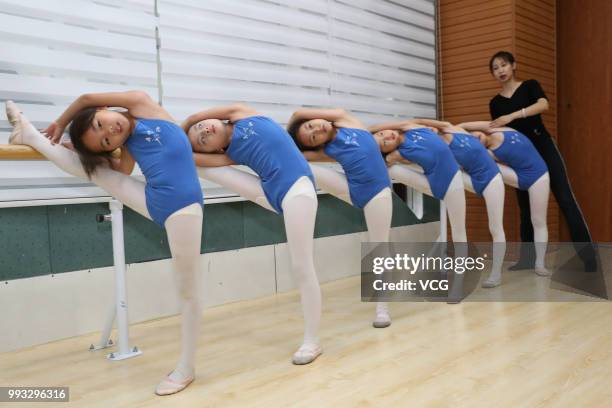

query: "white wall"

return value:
[158, 0, 436, 124]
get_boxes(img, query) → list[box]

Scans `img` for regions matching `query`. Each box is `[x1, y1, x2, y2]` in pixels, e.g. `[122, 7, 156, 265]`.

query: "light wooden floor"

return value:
[1, 273, 611, 408]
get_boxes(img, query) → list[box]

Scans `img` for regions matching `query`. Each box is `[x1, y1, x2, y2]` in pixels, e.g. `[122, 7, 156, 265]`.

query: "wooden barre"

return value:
[0, 144, 45, 160]
[0, 144, 122, 160]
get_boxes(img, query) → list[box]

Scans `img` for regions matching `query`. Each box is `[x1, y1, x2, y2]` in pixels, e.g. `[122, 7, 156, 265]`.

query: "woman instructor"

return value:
[488, 51, 595, 271]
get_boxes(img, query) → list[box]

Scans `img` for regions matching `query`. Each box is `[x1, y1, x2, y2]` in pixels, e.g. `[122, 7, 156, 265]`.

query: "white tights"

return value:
[164, 204, 203, 379]
[308, 165, 393, 235]
[463, 173, 506, 282]
[309, 164, 392, 322]
[198, 167, 321, 347]
[9, 106, 202, 383]
[498, 164, 550, 269]
[388, 164, 468, 306]
[388, 165, 467, 243]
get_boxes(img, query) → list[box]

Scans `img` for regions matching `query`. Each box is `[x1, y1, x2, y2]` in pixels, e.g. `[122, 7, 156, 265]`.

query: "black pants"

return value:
[515, 132, 596, 267]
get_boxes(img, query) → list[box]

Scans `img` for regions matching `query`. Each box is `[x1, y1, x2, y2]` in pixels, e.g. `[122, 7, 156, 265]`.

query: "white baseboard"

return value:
[0, 222, 439, 352]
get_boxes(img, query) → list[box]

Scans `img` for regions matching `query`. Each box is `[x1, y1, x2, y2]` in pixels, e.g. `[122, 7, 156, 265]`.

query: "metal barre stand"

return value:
[89, 199, 142, 361]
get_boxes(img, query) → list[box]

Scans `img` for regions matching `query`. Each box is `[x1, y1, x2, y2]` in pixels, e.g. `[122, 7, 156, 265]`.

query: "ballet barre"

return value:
[0, 146, 447, 241]
[1, 144, 141, 361]
[1, 145, 447, 361]
[0, 144, 45, 160]
[0, 146, 437, 224]
[0, 145, 308, 361]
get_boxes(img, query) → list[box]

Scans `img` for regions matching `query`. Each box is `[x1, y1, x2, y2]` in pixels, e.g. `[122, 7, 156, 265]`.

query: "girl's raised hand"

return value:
[42, 121, 65, 144]
[385, 153, 398, 167]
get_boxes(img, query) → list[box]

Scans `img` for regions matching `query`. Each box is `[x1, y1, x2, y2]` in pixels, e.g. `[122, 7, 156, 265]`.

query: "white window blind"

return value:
[328, 0, 436, 123]
[0, 0, 436, 203]
[157, 0, 332, 124]
[157, 0, 436, 125]
[0, 0, 158, 202]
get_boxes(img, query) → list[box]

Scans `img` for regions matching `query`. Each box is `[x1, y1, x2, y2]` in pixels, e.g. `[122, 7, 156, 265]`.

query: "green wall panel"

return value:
[421, 195, 441, 223]
[47, 204, 114, 273]
[122, 208, 170, 263]
[391, 193, 420, 227]
[0, 206, 51, 280]
[314, 195, 366, 238]
[1, 191, 439, 280]
[243, 202, 286, 247]
[202, 201, 244, 253]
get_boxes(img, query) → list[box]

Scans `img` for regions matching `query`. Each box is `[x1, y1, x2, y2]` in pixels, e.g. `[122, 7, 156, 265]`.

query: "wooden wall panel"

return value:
[557, 0, 612, 241]
[515, 0, 559, 242]
[439, 0, 513, 243]
[438, 0, 559, 244]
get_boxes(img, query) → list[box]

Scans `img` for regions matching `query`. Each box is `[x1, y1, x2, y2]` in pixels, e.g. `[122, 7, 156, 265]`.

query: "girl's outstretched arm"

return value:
[412, 119, 457, 133]
[192, 152, 236, 167]
[288, 108, 361, 129]
[289, 108, 346, 123]
[46, 91, 159, 143]
[303, 148, 335, 162]
[181, 104, 258, 133]
[368, 120, 415, 133]
[456, 121, 492, 131]
[410, 118, 453, 130]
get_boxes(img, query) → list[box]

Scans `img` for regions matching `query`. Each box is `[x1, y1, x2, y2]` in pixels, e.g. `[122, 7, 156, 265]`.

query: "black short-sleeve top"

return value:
[489, 79, 550, 140]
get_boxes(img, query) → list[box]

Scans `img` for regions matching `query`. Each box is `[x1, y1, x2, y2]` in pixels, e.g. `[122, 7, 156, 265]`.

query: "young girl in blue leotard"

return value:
[409, 119, 507, 288]
[6, 93, 203, 396]
[181, 104, 323, 365]
[286, 108, 394, 327]
[368, 119, 468, 242]
[460, 121, 551, 277]
[367, 119, 469, 303]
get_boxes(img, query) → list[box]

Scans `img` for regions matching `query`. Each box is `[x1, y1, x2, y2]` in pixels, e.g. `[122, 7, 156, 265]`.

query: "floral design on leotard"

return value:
[143, 124, 162, 145]
[454, 133, 472, 149]
[236, 121, 259, 141]
[408, 129, 427, 144]
[342, 131, 361, 147]
[508, 132, 522, 145]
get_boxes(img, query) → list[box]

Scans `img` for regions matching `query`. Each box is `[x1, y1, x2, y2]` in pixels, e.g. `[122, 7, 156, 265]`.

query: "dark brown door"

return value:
[557, 0, 612, 241]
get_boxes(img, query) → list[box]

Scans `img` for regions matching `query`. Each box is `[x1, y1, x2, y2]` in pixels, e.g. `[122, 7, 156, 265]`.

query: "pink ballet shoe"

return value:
[534, 267, 552, 277]
[481, 275, 502, 288]
[373, 313, 391, 328]
[292, 344, 322, 365]
[154, 372, 195, 396]
[5, 101, 24, 144]
[372, 303, 391, 328]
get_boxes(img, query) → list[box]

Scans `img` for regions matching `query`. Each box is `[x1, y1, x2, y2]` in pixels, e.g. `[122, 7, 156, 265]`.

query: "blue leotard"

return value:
[323, 127, 390, 208]
[448, 132, 500, 195]
[226, 116, 314, 213]
[397, 128, 460, 200]
[125, 118, 203, 226]
[491, 130, 548, 190]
